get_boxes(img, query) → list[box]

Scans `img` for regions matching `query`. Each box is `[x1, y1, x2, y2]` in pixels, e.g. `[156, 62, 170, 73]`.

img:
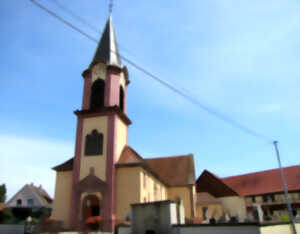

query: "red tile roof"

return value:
[117, 146, 144, 164]
[196, 170, 238, 197]
[145, 154, 195, 186]
[222, 165, 300, 196]
[117, 146, 195, 187]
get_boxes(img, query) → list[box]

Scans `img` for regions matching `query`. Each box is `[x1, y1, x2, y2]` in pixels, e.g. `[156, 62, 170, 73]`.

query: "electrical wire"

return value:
[30, 0, 274, 143]
[51, 0, 100, 33]
[49, 0, 135, 57]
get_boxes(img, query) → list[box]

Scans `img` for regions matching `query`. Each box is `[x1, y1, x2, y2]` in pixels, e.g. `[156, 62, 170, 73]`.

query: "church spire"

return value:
[90, 15, 122, 68]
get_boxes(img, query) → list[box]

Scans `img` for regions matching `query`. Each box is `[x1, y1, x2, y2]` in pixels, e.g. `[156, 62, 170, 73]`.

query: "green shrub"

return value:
[0, 210, 13, 223]
[12, 208, 31, 220]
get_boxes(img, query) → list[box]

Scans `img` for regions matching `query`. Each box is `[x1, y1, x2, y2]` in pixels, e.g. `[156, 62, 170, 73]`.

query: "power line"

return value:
[30, 0, 274, 142]
[49, 0, 135, 57]
[51, 0, 99, 33]
[32, 0, 98, 43]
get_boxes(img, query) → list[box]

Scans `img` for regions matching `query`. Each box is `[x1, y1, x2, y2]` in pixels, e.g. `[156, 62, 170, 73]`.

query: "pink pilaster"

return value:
[103, 114, 118, 231]
[69, 116, 83, 229]
[81, 70, 92, 110]
[104, 67, 121, 107]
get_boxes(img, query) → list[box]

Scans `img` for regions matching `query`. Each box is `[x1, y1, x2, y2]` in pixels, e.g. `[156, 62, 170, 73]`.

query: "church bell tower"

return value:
[69, 15, 131, 231]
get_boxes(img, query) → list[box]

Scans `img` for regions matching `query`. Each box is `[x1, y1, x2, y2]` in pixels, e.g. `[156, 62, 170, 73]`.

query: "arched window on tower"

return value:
[85, 129, 103, 156]
[119, 86, 124, 112]
[90, 79, 105, 110]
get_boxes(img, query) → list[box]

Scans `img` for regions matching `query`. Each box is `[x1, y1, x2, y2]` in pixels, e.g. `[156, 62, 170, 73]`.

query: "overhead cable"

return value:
[51, 0, 100, 33]
[30, 0, 274, 142]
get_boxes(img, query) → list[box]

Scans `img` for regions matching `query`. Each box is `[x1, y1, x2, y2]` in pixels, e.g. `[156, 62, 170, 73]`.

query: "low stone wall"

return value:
[173, 223, 260, 234]
[117, 225, 131, 234]
[42, 232, 113, 234]
[0, 224, 24, 234]
[116, 224, 131, 234]
[118, 223, 260, 234]
[61, 222, 300, 234]
[260, 222, 300, 234]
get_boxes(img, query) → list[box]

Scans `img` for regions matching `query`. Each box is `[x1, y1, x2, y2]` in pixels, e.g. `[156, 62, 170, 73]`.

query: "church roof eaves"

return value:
[74, 106, 131, 126]
[52, 157, 74, 171]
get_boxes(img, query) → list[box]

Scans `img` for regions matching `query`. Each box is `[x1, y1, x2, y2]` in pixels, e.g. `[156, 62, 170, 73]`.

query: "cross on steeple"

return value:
[109, 0, 113, 14]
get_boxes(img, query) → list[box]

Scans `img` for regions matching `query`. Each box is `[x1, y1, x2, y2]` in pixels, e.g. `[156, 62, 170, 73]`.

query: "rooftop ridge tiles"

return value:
[222, 164, 300, 179]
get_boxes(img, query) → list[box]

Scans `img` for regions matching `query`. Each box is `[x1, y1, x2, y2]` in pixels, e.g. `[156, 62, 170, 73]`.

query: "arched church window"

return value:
[119, 86, 124, 112]
[85, 129, 103, 156]
[90, 79, 105, 110]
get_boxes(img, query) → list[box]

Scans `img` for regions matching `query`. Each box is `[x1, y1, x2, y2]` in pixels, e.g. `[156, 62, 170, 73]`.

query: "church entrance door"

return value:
[82, 194, 100, 222]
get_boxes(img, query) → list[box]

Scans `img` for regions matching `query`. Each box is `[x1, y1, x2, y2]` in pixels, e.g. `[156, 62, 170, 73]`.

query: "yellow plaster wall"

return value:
[80, 116, 108, 181]
[140, 169, 167, 203]
[196, 203, 223, 221]
[91, 63, 106, 82]
[192, 185, 196, 214]
[52, 171, 73, 228]
[116, 117, 127, 162]
[168, 186, 192, 218]
[91, 62, 126, 89]
[260, 223, 300, 234]
[116, 167, 141, 221]
[120, 72, 126, 89]
[218, 196, 247, 221]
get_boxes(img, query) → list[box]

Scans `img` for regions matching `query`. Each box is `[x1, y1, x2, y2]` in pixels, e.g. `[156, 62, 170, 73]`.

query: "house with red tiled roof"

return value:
[196, 165, 300, 223]
[50, 16, 197, 232]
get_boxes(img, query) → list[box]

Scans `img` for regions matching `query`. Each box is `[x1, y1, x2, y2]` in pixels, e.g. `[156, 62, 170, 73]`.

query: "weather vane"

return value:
[109, 0, 113, 14]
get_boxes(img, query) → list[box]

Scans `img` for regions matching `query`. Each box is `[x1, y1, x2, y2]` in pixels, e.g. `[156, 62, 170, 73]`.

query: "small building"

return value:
[130, 200, 184, 234]
[196, 165, 300, 223]
[5, 183, 52, 216]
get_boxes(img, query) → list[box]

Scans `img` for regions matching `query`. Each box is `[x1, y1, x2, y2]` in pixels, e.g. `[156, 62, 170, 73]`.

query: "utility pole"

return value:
[273, 141, 297, 234]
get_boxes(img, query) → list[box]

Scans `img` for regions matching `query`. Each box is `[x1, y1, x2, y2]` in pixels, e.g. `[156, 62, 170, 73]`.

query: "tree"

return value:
[0, 184, 6, 203]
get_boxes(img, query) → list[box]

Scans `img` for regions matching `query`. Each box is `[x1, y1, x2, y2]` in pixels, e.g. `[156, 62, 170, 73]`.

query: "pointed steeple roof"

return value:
[91, 15, 122, 68]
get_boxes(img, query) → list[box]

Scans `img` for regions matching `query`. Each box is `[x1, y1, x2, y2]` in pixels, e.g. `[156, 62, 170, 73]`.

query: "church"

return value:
[51, 15, 196, 232]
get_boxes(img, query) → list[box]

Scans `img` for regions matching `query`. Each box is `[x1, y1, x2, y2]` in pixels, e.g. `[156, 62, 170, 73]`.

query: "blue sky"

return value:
[1, 0, 300, 199]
